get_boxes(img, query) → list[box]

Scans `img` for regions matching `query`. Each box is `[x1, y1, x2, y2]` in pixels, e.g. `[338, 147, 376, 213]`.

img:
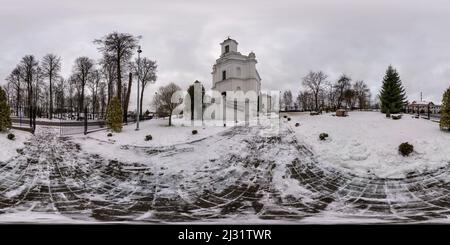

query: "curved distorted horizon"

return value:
[0, 0, 450, 226]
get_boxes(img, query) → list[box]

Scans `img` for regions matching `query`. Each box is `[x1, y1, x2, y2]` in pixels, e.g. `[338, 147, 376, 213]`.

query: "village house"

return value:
[406, 100, 441, 114]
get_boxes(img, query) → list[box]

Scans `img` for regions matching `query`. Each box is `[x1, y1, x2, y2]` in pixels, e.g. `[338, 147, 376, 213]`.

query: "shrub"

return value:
[0, 87, 11, 132]
[295, 123, 300, 127]
[106, 96, 123, 133]
[107, 133, 113, 137]
[145, 135, 153, 141]
[319, 133, 329, 141]
[287, 117, 291, 121]
[440, 87, 450, 131]
[7, 133, 15, 140]
[283, 115, 287, 118]
[392, 114, 402, 120]
[399, 142, 414, 156]
[192, 130, 198, 135]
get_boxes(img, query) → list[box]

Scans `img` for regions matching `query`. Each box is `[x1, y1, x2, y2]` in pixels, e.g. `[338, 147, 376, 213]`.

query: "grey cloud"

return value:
[1, 0, 450, 109]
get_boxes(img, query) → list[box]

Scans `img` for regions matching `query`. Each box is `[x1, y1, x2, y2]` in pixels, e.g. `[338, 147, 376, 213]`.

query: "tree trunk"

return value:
[116, 51, 122, 102]
[80, 82, 85, 121]
[123, 73, 132, 122]
[16, 84, 20, 116]
[169, 111, 172, 126]
[49, 73, 53, 119]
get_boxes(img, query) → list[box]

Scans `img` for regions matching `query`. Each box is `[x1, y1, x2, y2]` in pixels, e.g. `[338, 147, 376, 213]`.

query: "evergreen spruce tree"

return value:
[0, 87, 11, 132]
[379, 65, 407, 114]
[440, 87, 450, 131]
[106, 96, 123, 132]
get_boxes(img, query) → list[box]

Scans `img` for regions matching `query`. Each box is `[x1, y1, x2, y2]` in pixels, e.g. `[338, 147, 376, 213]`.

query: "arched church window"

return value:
[222, 70, 227, 80]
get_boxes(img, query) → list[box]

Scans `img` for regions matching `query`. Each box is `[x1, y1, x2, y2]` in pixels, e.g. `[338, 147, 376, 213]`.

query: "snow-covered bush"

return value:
[283, 115, 287, 119]
[106, 96, 123, 133]
[319, 133, 329, 141]
[392, 114, 402, 120]
[287, 117, 291, 121]
[192, 129, 198, 135]
[295, 123, 300, 127]
[7, 133, 15, 140]
[107, 133, 113, 137]
[145, 135, 153, 141]
[399, 142, 414, 156]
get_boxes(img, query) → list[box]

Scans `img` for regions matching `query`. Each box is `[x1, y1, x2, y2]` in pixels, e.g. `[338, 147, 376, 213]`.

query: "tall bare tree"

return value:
[334, 74, 351, 109]
[94, 32, 139, 104]
[152, 83, 182, 126]
[20, 55, 39, 124]
[302, 71, 328, 111]
[130, 57, 157, 116]
[88, 69, 101, 117]
[72, 57, 94, 119]
[6, 66, 22, 115]
[353, 80, 370, 110]
[99, 56, 116, 106]
[282, 90, 293, 111]
[41, 54, 61, 119]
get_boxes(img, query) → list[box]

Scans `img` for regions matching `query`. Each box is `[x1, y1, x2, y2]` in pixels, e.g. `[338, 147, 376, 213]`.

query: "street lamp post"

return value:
[136, 46, 142, 131]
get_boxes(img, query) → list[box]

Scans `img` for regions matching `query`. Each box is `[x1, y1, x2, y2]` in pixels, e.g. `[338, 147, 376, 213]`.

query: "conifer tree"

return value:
[440, 87, 450, 131]
[379, 65, 407, 114]
[106, 96, 123, 132]
[0, 87, 12, 132]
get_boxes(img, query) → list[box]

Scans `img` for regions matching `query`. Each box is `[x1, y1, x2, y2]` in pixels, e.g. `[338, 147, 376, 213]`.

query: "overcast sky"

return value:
[1, 0, 450, 109]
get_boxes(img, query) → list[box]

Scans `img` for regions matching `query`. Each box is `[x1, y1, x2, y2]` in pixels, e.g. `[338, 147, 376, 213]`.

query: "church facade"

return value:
[188, 38, 273, 123]
[211, 38, 261, 97]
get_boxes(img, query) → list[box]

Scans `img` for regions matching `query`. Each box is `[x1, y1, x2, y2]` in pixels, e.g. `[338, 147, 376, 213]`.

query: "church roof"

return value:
[220, 37, 238, 45]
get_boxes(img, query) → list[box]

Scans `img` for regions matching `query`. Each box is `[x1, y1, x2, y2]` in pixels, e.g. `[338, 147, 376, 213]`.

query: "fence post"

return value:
[84, 106, 88, 135]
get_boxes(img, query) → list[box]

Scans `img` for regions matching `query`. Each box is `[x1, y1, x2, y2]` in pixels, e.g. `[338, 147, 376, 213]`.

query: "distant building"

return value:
[406, 101, 441, 114]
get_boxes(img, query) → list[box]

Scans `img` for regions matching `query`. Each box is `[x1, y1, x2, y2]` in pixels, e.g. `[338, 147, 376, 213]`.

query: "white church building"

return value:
[188, 37, 274, 123]
[211, 37, 261, 96]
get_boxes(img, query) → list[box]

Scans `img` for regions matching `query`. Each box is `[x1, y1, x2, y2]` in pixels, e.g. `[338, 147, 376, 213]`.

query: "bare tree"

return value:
[94, 32, 139, 104]
[334, 74, 351, 109]
[282, 90, 293, 111]
[302, 71, 328, 111]
[100, 56, 117, 106]
[54, 77, 66, 114]
[72, 57, 94, 119]
[6, 66, 22, 115]
[353, 80, 370, 110]
[98, 81, 107, 117]
[152, 82, 182, 126]
[130, 57, 157, 116]
[20, 55, 39, 124]
[297, 91, 314, 111]
[88, 69, 101, 117]
[41, 54, 61, 119]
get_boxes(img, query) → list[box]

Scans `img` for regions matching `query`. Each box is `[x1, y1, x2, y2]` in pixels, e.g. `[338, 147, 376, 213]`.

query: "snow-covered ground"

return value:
[72, 118, 229, 163]
[0, 129, 31, 162]
[287, 111, 450, 178]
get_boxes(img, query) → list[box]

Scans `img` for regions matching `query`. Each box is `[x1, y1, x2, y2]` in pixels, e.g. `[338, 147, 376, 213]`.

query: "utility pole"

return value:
[136, 46, 142, 131]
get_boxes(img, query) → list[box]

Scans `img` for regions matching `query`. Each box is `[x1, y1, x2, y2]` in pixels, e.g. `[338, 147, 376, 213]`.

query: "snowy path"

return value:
[0, 125, 449, 223]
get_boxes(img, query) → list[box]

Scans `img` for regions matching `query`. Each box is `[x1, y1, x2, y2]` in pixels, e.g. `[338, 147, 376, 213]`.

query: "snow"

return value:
[72, 118, 229, 162]
[0, 129, 31, 162]
[287, 111, 450, 178]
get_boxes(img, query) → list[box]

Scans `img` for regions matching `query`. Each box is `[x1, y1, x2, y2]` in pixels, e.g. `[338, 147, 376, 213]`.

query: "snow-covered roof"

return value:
[409, 100, 434, 106]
